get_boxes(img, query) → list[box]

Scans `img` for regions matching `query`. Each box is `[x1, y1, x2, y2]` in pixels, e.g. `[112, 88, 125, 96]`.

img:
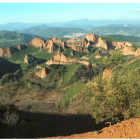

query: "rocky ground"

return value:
[46, 117, 140, 139]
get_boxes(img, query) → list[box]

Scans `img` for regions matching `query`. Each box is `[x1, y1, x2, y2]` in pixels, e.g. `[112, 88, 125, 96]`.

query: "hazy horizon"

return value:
[1, 3, 140, 24]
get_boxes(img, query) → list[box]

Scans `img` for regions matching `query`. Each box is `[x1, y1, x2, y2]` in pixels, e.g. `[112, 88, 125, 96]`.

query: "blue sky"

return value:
[0, 3, 140, 24]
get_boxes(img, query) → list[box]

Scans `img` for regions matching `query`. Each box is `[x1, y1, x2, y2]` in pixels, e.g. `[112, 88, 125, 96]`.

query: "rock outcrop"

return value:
[47, 40, 56, 53]
[27, 38, 46, 48]
[78, 60, 90, 66]
[46, 53, 77, 65]
[135, 48, 140, 57]
[35, 68, 50, 79]
[51, 37, 62, 43]
[23, 54, 44, 66]
[95, 55, 102, 59]
[60, 41, 66, 50]
[24, 54, 28, 64]
[112, 41, 132, 50]
[68, 44, 89, 53]
[121, 46, 135, 55]
[79, 38, 90, 48]
[0, 47, 18, 57]
[85, 33, 99, 42]
[96, 37, 108, 50]
[102, 68, 112, 79]
[87, 63, 92, 69]
[16, 45, 28, 50]
[67, 38, 81, 43]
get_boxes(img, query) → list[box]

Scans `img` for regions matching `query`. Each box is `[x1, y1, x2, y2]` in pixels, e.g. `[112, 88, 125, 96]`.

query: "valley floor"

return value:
[46, 117, 140, 139]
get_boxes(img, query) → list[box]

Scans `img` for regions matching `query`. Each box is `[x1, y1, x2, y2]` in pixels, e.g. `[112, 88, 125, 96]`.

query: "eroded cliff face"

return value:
[67, 38, 81, 43]
[135, 48, 140, 57]
[102, 68, 112, 79]
[85, 33, 99, 42]
[16, 45, 28, 50]
[24, 54, 28, 64]
[27, 38, 47, 48]
[68, 44, 89, 53]
[0, 48, 3, 57]
[79, 38, 90, 48]
[96, 37, 108, 50]
[60, 42, 66, 50]
[35, 68, 50, 79]
[112, 41, 132, 50]
[46, 53, 77, 65]
[121, 46, 135, 55]
[51, 37, 62, 43]
[0, 47, 19, 57]
[78, 60, 90, 66]
[47, 40, 57, 53]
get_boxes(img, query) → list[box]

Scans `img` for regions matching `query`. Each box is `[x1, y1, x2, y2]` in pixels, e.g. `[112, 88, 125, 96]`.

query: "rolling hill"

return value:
[0, 31, 48, 48]
[17, 26, 86, 38]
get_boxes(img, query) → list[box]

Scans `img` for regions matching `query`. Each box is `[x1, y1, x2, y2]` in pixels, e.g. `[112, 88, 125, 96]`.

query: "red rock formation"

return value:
[0, 47, 18, 57]
[46, 53, 77, 65]
[79, 38, 90, 48]
[24, 55, 28, 64]
[96, 37, 108, 50]
[135, 48, 140, 57]
[67, 38, 81, 43]
[121, 46, 135, 55]
[51, 37, 62, 43]
[27, 38, 47, 48]
[47, 40, 56, 53]
[112, 41, 132, 50]
[78, 60, 90, 66]
[60, 41, 66, 50]
[83, 48, 89, 53]
[85, 33, 99, 42]
[68, 44, 89, 53]
[35, 68, 49, 79]
[16, 45, 27, 50]
[0, 48, 3, 57]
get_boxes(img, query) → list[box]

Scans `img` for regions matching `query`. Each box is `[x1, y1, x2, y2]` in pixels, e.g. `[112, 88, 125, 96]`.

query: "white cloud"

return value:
[134, 9, 140, 12]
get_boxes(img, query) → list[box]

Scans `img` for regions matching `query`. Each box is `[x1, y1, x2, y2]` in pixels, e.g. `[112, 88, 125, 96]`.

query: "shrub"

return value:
[104, 50, 123, 68]
[1, 111, 19, 126]
[76, 65, 94, 82]
[91, 68, 140, 123]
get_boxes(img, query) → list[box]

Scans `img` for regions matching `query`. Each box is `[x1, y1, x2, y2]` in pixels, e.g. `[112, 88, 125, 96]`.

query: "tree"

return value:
[91, 68, 140, 123]
[104, 50, 123, 68]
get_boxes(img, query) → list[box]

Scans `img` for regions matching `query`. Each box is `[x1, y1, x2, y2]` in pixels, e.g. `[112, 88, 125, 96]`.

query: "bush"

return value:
[76, 65, 94, 82]
[1, 111, 19, 126]
[91, 68, 140, 123]
[104, 50, 123, 68]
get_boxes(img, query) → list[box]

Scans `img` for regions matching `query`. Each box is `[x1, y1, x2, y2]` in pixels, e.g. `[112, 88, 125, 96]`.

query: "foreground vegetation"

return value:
[1, 34, 140, 138]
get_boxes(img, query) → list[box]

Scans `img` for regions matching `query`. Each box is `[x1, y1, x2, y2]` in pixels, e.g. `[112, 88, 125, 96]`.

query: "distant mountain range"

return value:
[0, 19, 140, 39]
[46, 19, 140, 30]
[1, 19, 140, 31]
[17, 26, 86, 39]
[90, 26, 140, 36]
[0, 22, 41, 31]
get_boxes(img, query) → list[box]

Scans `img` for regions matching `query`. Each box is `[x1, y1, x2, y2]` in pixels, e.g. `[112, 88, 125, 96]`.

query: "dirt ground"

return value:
[46, 117, 140, 139]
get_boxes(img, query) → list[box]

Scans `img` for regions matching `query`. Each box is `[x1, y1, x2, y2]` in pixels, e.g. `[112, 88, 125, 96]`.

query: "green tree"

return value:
[104, 50, 123, 68]
[91, 68, 140, 123]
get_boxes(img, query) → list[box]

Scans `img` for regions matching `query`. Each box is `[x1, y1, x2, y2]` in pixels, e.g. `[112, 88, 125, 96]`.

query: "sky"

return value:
[0, 3, 140, 24]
